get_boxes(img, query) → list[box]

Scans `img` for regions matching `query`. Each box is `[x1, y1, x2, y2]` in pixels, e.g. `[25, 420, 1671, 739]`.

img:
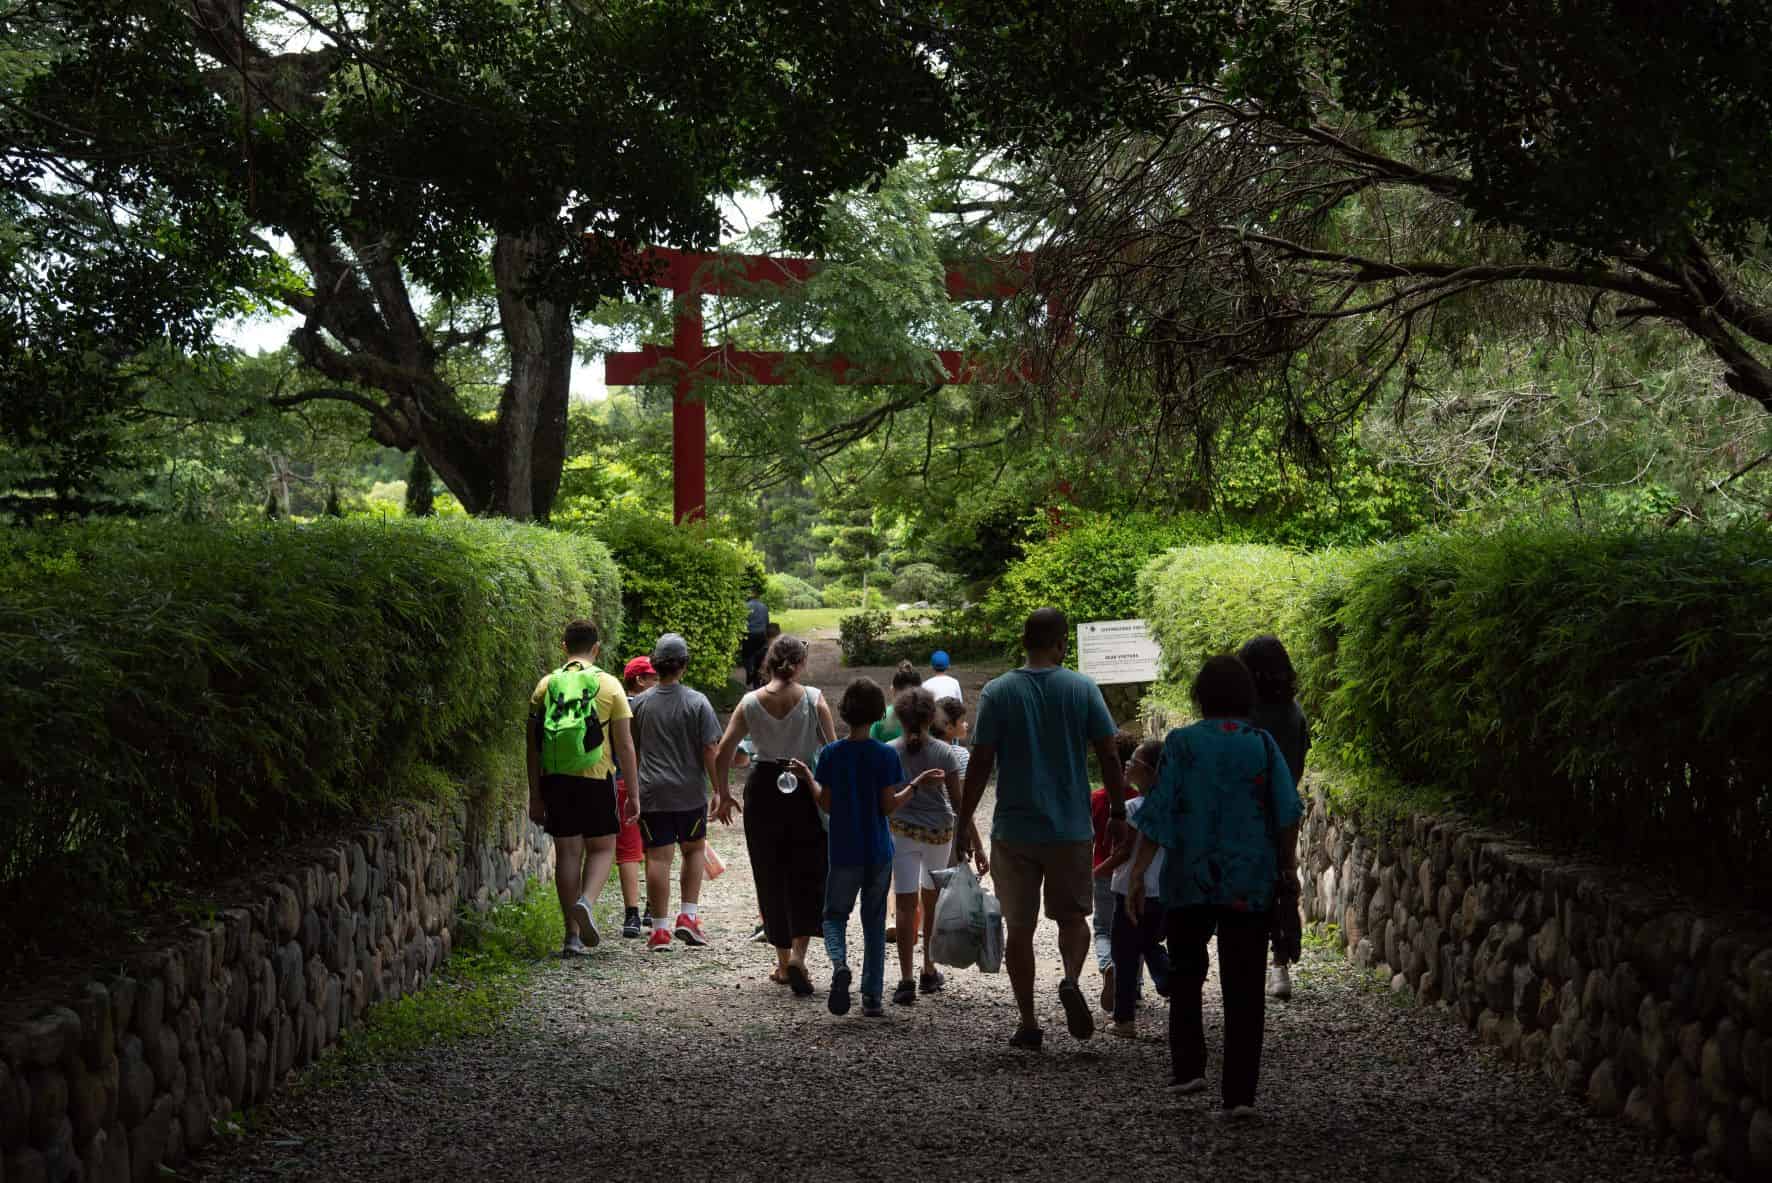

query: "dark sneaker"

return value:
[862, 998, 884, 1017]
[785, 962, 814, 997]
[621, 910, 643, 939]
[748, 923, 768, 943]
[1008, 1027, 1044, 1052]
[1058, 978, 1094, 1040]
[892, 979, 917, 1006]
[828, 967, 853, 1016]
[918, 968, 945, 995]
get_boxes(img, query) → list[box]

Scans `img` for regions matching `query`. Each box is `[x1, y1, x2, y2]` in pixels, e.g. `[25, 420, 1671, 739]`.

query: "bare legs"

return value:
[554, 835, 585, 939]
[894, 891, 920, 982]
[646, 841, 706, 921]
[1006, 924, 1039, 1030]
[619, 861, 640, 912]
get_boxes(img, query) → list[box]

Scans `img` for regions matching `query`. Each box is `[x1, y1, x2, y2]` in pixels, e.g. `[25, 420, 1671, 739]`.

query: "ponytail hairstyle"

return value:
[763, 635, 809, 684]
[1236, 635, 1298, 706]
[890, 659, 922, 692]
[895, 686, 938, 751]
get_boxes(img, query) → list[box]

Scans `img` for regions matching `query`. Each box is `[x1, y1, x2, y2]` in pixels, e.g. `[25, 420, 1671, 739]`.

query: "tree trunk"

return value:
[489, 230, 574, 522]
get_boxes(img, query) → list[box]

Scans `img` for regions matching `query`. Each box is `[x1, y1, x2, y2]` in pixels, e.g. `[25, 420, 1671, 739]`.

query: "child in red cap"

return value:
[614, 656, 659, 935]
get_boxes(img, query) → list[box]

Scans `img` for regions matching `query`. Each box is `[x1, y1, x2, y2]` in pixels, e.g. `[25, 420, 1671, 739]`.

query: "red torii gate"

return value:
[602, 245, 1038, 523]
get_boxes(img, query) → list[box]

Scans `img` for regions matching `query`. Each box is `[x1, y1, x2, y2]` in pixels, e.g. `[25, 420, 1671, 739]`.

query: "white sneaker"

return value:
[1267, 964, 1292, 1000]
[561, 935, 588, 958]
[574, 896, 599, 947]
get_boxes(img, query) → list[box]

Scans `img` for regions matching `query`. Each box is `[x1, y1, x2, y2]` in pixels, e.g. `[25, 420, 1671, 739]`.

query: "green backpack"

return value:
[539, 664, 608, 775]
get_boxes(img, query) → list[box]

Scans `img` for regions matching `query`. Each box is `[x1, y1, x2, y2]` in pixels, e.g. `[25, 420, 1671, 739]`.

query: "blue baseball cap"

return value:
[931, 650, 950, 670]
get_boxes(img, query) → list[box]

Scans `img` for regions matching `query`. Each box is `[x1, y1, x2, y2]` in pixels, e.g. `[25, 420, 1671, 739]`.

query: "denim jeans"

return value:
[1091, 878, 1117, 971]
[823, 862, 891, 1002]
[1111, 892, 1172, 1022]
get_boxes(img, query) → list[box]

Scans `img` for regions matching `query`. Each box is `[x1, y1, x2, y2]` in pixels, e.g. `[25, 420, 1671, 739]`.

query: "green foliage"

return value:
[838, 610, 895, 665]
[311, 876, 568, 1078]
[590, 508, 749, 688]
[404, 452, 436, 517]
[889, 561, 960, 606]
[0, 519, 621, 952]
[837, 605, 995, 667]
[1137, 544, 1349, 685]
[981, 513, 1226, 660]
[1139, 526, 1772, 901]
[764, 572, 822, 611]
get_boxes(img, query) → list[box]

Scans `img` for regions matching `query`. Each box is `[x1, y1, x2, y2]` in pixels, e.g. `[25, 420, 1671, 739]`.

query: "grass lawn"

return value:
[774, 607, 847, 634]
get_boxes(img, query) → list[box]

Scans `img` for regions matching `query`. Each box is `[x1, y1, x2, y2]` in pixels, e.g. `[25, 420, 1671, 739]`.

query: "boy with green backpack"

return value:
[527, 618, 642, 956]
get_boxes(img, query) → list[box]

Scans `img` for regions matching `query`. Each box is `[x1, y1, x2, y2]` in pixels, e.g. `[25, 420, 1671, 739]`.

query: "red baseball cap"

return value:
[623, 656, 656, 679]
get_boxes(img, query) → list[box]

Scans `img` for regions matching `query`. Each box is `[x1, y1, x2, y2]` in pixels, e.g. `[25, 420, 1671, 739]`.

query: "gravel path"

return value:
[189, 643, 1697, 1182]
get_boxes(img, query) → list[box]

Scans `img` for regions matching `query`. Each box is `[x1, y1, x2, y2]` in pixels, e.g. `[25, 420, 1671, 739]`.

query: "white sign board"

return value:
[1076, 619, 1162, 685]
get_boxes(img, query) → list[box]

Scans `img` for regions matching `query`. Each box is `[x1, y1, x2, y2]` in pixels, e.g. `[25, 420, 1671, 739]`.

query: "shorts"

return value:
[991, 839, 1094, 929]
[539, 774, 619, 841]
[615, 780, 643, 864]
[640, 806, 708, 850]
[891, 834, 953, 894]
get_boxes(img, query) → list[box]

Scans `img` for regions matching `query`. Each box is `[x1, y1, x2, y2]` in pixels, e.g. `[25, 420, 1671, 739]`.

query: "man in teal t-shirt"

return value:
[956, 607, 1127, 1050]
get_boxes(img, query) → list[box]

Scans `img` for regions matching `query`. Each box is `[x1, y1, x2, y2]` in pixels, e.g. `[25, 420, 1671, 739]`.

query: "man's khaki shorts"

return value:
[991, 839, 1094, 929]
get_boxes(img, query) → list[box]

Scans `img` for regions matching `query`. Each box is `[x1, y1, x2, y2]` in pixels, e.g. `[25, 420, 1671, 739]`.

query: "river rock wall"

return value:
[0, 802, 552, 1182]
[1299, 787, 1772, 1179]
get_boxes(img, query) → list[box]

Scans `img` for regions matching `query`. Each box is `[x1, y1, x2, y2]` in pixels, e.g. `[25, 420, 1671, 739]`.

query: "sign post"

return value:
[1075, 619, 1163, 685]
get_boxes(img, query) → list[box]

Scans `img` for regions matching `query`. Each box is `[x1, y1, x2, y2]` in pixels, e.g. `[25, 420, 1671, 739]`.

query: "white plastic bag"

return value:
[976, 884, 1004, 974]
[929, 864, 984, 969]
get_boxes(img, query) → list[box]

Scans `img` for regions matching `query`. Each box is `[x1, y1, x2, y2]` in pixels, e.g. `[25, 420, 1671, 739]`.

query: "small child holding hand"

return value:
[789, 677, 944, 1018]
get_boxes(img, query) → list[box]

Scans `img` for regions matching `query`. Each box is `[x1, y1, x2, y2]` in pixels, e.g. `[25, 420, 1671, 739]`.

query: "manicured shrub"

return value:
[590, 508, 750, 689]
[0, 518, 622, 950]
[764, 571, 822, 611]
[1137, 544, 1342, 683]
[981, 512, 1228, 660]
[1314, 526, 1772, 896]
[1138, 526, 1772, 901]
[837, 605, 996, 667]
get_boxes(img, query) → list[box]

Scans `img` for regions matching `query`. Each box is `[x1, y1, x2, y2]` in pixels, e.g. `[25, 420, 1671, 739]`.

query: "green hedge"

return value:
[0, 519, 622, 947]
[836, 606, 995, 667]
[591, 509, 750, 689]
[1137, 527, 1772, 901]
[764, 571, 823, 611]
[981, 512, 1226, 661]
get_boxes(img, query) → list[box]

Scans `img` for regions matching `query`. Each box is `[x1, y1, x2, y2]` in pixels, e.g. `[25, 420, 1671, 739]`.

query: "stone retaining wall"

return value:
[0, 802, 552, 1183]
[1299, 787, 1772, 1178]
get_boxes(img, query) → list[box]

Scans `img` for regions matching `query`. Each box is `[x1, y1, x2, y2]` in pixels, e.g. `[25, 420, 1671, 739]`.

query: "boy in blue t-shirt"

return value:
[790, 677, 943, 1017]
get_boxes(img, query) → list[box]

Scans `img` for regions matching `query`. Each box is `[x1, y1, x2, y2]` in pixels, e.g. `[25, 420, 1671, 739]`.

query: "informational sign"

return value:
[1076, 619, 1162, 685]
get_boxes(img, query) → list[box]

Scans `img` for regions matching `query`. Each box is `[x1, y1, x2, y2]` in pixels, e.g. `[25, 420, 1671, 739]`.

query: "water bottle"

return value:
[777, 769, 799, 794]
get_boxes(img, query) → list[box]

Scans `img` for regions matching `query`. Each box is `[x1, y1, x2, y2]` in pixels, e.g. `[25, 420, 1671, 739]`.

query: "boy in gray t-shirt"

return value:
[630, 633, 723, 950]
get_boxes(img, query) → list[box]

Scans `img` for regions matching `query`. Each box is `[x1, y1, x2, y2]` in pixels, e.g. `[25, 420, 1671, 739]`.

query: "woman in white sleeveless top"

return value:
[714, 636, 835, 994]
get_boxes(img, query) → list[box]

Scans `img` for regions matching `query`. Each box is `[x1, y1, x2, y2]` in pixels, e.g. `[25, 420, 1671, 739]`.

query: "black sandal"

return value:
[785, 962, 814, 996]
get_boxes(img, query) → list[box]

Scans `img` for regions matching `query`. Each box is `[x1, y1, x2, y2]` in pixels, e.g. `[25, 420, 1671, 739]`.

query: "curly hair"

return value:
[763, 635, 809, 683]
[933, 697, 966, 734]
[839, 677, 887, 727]
[895, 686, 938, 750]
[1236, 634, 1298, 706]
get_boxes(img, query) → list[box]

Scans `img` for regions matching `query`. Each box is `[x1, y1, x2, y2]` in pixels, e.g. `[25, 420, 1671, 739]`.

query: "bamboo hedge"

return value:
[1138, 527, 1772, 900]
[0, 518, 622, 946]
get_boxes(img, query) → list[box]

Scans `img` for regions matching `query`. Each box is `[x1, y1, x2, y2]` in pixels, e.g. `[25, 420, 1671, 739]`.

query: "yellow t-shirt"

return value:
[529, 660, 631, 779]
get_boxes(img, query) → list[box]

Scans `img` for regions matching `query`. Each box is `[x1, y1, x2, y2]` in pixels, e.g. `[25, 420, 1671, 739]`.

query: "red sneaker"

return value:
[647, 926, 674, 953]
[673, 913, 708, 946]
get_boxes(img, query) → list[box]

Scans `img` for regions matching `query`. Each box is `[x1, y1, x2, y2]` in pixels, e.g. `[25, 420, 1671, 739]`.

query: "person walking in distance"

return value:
[630, 634, 723, 952]
[955, 607, 1127, 1050]
[713, 635, 836, 995]
[741, 582, 771, 689]
[613, 655, 657, 937]
[1125, 655, 1303, 1117]
[923, 650, 963, 706]
[1238, 634, 1311, 1001]
[527, 619, 641, 957]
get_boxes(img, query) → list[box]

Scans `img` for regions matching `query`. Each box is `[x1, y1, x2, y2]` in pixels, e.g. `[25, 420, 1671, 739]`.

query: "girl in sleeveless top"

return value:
[714, 635, 837, 994]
